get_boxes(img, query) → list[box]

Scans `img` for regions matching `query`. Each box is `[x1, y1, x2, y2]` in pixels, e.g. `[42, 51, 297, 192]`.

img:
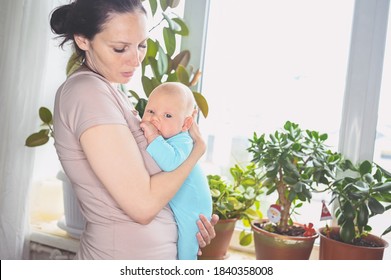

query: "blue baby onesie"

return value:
[146, 132, 213, 260]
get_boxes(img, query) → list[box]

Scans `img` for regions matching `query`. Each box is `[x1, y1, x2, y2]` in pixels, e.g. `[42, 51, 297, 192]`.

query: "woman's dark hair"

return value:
[50, 0, 146, 59]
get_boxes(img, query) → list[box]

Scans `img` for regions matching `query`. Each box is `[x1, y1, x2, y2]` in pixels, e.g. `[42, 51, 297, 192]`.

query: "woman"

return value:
[50, 0, 218, 259]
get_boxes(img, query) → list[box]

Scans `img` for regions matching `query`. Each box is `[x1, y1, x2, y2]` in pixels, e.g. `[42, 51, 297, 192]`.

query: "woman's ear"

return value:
[182, 116, 194, 131]
[74, 34, 90, 51]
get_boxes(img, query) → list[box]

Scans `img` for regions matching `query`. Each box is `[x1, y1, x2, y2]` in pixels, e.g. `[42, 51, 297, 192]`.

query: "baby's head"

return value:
[142, 82, 195, 139]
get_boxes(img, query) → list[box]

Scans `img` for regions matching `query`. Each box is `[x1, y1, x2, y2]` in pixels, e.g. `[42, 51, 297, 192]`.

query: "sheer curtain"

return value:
[0, 0, 65, 259]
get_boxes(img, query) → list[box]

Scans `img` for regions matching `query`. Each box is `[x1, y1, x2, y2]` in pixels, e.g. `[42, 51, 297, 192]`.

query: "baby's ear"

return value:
[182, 116, 194, 131]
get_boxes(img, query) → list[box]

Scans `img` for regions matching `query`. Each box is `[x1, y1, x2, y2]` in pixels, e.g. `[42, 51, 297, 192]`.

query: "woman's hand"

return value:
[196, 214, 219, 256]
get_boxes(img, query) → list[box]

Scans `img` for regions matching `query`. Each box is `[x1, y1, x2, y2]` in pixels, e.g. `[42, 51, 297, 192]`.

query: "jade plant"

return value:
[207, 163, 263, 245]
[327, 159, 391, 244]
[247, 121, 342, 235]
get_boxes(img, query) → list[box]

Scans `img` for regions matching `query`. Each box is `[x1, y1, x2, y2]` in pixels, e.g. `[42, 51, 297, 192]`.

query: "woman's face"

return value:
[78, 11, 148, 84]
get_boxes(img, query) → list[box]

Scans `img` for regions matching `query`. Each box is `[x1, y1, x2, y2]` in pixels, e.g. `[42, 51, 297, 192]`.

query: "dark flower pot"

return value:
[318, 226, 389, 260]
[251, 219, 318, 260]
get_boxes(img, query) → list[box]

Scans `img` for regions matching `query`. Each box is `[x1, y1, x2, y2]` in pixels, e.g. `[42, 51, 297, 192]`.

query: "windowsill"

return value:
[29, 219, 257, 259]
[29, 221, 322, 260]
[30, 219, 79, 254]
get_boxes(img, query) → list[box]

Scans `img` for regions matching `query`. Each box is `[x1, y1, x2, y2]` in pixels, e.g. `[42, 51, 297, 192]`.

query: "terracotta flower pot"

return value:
[318, 226, 389, 260]
[198, 218, 238, 260]
[251, 219, 318, 260]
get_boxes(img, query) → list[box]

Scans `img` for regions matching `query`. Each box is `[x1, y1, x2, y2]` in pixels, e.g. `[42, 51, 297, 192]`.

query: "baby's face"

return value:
[142, 88, 189, 139]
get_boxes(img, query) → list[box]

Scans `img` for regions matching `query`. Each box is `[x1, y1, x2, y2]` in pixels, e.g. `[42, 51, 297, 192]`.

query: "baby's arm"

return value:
[143, 128, 192, 172]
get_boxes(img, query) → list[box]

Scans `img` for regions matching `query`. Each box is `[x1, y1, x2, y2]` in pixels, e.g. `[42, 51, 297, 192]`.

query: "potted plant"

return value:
[199, 163, 263, 260]
[318, 159, 391, 259]
[247, 120, 342, 259]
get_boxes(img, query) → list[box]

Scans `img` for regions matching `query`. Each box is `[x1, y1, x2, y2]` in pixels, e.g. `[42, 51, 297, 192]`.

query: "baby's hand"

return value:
[140, 121, 160, 144]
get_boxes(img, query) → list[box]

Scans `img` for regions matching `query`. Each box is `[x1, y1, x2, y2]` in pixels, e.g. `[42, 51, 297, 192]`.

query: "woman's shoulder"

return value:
[58, 68, 113, 100]
[66, 67, 109, 88]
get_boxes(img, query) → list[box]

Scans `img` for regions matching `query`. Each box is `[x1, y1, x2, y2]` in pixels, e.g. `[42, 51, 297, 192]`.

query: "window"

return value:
[199, 0, 354, 231]
[372, 4, 391, 252]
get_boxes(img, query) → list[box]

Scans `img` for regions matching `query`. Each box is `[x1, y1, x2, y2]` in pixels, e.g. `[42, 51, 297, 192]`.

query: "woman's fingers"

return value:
[196, 214, 219, 248]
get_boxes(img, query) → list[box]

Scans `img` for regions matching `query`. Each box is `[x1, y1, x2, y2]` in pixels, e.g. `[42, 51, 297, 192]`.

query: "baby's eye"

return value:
[146, 109, 154, 114]
[164, 113, 172, 118]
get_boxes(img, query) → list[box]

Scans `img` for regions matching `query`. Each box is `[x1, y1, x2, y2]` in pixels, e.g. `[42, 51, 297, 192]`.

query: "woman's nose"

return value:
[126, 49, 141, 67]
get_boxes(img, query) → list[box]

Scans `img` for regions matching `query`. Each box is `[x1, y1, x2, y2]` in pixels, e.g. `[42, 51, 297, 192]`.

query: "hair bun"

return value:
[50, 3, 74, 35]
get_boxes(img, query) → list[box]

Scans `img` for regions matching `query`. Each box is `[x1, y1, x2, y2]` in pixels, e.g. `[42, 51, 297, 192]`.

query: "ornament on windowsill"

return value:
[267, 204, 282, 223]
[320, 200, 332, 221]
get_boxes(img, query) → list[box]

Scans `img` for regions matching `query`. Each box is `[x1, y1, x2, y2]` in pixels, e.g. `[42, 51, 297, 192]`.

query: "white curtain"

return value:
[0, 0, 65, 259]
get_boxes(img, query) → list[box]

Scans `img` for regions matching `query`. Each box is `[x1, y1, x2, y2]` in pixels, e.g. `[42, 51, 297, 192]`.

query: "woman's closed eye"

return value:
[113, 48, 126, 53]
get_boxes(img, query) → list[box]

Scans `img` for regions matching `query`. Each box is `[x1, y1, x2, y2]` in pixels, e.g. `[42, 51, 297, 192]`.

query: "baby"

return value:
[140, 82, 212, 260]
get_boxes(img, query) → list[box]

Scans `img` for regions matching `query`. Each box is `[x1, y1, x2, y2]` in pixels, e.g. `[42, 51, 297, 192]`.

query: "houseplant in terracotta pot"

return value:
[199, 163, 263, 260]
[247, 120, 342, 259]
[319, 159, 391, 259]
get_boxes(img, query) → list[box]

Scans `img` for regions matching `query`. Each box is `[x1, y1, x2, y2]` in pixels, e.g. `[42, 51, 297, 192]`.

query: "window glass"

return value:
[372, 6, 391, 255]
[200, 0, 354, 231]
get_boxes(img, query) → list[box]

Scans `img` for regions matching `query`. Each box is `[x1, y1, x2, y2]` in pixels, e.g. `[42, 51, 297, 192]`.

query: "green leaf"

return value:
[381, 225, 391, 237]
[66, 52, 82, 76]
[39, 107, 52, 124]
[149, 0, 158, 16]
[342, 201, 355, 220]
[157, 44, 169, 75]
[142, 76, 157, 97]
[239, 231, 253, 246]
[162, 12, 181, 32]
[135, 98, 148, 118]
[163, 27, 176, 57]
[25, 131, 50, 147]
[193, 91, 208, 118]
[160, 0, 168, 11]
[147, 57, 161, 81]
[176, 64, 190, 85]
[368, 197, 385, 214]
[320, 133, 328, 141]
[128, 89, 140, 101]
[359, 160, 372, 176]
[372, 182, 391, 192]
[283, 176, 298, 185]
[146, 38, 158, 59]
[172, 17, 189, 36]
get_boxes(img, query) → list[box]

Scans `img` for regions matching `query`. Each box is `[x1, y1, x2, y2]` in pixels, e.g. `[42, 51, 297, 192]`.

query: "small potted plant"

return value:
[199, 163, 263, 260]
[319, 159, 391, 259]
[247, 121, 342, 259]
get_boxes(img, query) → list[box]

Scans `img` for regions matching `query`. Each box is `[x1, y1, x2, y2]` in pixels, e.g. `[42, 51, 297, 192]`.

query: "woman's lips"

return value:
[121, 71, 134, 78]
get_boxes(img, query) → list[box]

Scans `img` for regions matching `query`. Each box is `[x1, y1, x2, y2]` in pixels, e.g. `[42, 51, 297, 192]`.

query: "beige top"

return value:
[53, 67, 177, 259]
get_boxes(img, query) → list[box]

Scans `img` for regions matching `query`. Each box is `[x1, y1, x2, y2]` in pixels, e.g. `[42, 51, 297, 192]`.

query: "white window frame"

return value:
[183, 0, 390, 166]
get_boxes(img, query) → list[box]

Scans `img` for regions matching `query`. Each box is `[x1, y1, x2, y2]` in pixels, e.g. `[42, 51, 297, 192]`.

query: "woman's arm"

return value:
[80, 122, 205, 225]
